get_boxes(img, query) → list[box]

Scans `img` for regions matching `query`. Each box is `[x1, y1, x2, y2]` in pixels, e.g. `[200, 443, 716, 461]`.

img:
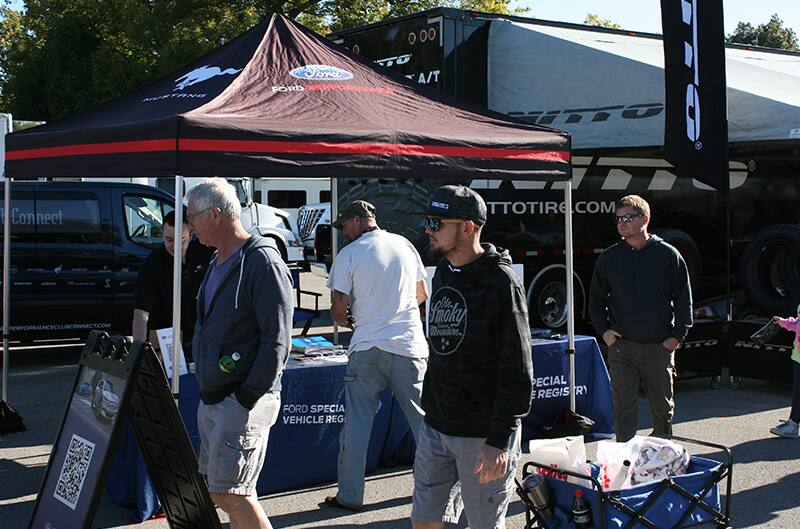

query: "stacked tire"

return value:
[740, 225, 800, 316]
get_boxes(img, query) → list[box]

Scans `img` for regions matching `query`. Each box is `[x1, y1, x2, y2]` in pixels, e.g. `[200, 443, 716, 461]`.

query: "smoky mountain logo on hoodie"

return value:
[428, 286, 467, 356]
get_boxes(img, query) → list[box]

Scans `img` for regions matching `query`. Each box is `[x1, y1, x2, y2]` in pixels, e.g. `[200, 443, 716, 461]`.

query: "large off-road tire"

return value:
[338, 179, 431, 257]
[741, 224, 800, 315]
[651, 228, 702, 287]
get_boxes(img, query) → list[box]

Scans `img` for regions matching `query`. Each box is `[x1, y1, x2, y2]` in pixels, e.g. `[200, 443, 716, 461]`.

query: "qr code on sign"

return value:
[54, 433, 95, 510]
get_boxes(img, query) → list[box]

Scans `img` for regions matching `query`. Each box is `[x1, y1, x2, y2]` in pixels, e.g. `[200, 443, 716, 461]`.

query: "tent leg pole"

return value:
[564, 182, 576, 413]
[2, 175, 10, 404]
[331, 177, 339, 346]
[171, 175, 184, 404]
[726, 184, 732, 322]
[1, 168, 24, 433]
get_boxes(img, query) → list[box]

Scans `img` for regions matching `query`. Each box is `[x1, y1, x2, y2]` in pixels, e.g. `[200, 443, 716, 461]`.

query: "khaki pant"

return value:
[608, 338, 675, 442]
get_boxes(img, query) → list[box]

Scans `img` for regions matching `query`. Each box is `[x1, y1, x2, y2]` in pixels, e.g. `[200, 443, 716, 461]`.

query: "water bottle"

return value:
[522, 473, 555, 518]
[571, 489, 593, 529]
[608, 459, 632, 490]
[218, 352, 241, 374]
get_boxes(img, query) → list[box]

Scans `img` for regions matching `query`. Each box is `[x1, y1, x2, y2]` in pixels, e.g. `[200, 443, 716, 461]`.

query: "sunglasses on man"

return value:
[614, 213, 643, 225]
[422, 217, 465, 231]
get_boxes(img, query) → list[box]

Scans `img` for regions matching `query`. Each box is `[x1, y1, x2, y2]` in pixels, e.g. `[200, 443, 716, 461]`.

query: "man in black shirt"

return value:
[132, 211, 213, 359]
[589, 195, 692, 441]
[412, 185, 533, 529]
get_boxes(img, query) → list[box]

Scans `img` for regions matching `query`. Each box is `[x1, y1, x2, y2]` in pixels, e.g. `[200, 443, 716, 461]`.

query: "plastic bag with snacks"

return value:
[528, 436, 592, 485]
[597, 437, 642, 491]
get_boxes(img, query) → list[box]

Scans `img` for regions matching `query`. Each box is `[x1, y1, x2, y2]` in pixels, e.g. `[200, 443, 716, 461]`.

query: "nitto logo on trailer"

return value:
[375, 54, 412, 67]
[486, 201, 615, 215]
[469, 156, 749, 201]
[507, 103, 663, 126]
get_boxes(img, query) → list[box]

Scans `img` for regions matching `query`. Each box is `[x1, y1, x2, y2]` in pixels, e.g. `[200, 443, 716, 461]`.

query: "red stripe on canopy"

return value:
[179, 139, 571, 161]
[5, 139, 175, 160]
[6, 138, 571, 162]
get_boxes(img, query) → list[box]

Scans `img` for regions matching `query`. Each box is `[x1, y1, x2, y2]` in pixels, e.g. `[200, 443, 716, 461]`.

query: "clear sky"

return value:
[521, 0, 799, 37]
[4, 0, 799, 37]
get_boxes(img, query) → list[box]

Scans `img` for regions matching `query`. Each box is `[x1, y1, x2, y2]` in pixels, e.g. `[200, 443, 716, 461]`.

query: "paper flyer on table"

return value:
[156, 327, 188, 380]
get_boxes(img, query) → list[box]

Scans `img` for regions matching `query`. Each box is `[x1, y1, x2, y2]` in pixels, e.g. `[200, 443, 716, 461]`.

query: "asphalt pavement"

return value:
[1, 273, 799, 528]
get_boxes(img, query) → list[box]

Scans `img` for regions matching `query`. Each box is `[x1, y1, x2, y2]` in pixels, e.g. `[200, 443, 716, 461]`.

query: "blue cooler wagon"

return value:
[515, 436, 732, 529]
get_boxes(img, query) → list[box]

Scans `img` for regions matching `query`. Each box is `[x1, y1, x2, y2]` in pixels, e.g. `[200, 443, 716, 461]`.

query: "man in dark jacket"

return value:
[412, 185, 533, 529]
[132, 210, 213, 360]
[187, 178, 294, 529]
[589, 194, 692, 442]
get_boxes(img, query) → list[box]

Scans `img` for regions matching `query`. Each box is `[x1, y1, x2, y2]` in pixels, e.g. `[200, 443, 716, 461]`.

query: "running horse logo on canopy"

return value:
[174, 65, 243, 91]
[290, 64, 354, 81]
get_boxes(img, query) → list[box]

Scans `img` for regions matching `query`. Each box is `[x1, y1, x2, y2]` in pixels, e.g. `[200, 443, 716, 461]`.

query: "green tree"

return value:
[1, 0, 528, 120]
[727, 14, 799, 51]
[584, 13, 621, 30]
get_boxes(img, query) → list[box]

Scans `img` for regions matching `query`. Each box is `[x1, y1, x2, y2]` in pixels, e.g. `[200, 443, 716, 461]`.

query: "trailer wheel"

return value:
[338, 179, 431, 256]
[651, 228, 702, 285]
[740, 224, 800, 315]
[527, 267, 585, 330]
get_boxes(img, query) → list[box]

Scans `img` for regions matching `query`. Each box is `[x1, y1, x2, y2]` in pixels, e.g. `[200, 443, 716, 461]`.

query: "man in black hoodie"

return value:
[589, 195, 692, 442]
[411, 185, 533, 529]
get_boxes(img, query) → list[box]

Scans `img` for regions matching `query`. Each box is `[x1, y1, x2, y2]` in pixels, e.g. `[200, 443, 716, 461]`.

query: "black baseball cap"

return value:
[423, 185, 487, 225]
[332, 200, 376, 229]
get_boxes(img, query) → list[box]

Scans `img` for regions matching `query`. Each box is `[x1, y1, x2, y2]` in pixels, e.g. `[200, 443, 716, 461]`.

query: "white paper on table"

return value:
[156, 327, 189, 380]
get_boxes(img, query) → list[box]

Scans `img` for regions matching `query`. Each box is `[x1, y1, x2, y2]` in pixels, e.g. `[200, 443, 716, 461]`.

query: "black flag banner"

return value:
[660, 0, 729, 192]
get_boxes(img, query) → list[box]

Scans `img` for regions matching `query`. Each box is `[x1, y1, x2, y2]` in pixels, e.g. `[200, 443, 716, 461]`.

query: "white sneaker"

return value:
[770, 419, 800, 438]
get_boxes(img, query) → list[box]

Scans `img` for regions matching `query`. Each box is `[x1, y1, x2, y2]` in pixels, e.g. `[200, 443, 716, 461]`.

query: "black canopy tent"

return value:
[3, 14, 574, 404]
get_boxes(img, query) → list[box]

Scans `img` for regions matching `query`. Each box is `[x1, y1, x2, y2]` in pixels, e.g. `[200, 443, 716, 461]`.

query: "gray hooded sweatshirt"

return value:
[193, 235, 294, 409]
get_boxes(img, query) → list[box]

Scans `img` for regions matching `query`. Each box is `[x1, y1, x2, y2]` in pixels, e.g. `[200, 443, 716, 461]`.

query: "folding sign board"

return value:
[125, 340, 221, 529]
[28, 331, 220, 529]
[28, 332, 136, 529]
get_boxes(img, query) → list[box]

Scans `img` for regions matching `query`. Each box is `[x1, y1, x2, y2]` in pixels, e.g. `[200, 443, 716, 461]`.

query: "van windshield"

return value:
[228, 179, 248, 206]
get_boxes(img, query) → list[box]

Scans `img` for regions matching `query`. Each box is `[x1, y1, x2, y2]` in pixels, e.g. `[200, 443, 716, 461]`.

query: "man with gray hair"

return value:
[187, 178, 294, 529]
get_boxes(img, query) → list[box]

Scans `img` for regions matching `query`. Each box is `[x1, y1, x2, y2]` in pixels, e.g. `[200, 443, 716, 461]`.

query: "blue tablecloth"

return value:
[108, 335, 612, 521]
[522, 336, 614, 438]
[106, 363, 401, 522]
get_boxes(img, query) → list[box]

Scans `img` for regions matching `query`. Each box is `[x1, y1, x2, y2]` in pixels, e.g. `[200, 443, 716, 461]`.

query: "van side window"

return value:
[268, 190, 306, 209]
[36, 192, 104, 244]
[123, 196, 170, 249]
[320, 190, 331, 203]
[0, 191, 36, 243]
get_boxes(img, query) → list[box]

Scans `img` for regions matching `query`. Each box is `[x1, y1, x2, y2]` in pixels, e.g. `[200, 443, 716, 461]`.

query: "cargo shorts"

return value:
[197, 392, 280, 495]
[412, 421, 521, 529]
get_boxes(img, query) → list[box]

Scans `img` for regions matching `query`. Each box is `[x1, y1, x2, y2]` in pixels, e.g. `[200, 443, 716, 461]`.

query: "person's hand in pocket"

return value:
[603, 329, 622, 347]
[662, 337, 680, 351]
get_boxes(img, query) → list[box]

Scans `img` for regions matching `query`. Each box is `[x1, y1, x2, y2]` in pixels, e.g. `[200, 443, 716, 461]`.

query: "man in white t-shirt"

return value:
[323, 200, 429, 512]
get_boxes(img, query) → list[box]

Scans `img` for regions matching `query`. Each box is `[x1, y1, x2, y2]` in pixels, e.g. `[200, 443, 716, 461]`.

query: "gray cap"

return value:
[423, 185, 487, 225]
[332, 200, 376, 229]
